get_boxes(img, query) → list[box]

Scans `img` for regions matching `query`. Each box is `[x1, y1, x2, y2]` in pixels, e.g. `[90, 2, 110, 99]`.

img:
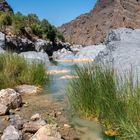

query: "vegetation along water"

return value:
[67, 63, 140, 140]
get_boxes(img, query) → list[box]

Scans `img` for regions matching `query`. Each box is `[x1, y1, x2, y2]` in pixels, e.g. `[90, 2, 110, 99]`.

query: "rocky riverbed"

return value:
[0, 87, 81, 140]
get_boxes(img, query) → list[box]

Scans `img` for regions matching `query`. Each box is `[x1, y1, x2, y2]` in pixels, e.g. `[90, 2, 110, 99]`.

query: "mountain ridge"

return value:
[58, 0, 140, 45]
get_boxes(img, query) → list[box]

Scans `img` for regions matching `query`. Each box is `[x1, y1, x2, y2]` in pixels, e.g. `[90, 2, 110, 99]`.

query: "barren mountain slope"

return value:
[59, 0, 140, 45]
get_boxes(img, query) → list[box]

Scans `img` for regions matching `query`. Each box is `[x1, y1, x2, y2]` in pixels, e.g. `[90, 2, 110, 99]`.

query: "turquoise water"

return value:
[47, 61, 114, 140]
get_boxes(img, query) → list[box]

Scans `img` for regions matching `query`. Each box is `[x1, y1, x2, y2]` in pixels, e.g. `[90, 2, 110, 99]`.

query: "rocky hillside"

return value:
[0, 0, 13, 12]
[59, 0, 140, 45]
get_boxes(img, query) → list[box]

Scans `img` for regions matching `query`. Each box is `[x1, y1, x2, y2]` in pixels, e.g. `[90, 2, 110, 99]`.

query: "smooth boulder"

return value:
[75, 44, 106, 61]
[96, 28, 140, 78]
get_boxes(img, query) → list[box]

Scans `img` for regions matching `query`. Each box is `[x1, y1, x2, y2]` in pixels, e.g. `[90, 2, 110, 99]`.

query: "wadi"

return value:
[0, 0, 140, 140]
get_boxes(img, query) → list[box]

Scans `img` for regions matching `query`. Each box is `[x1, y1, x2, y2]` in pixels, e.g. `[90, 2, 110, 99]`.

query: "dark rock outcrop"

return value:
[59, 0, 140, 45]
[0, 32, 71, 57]
[6, 36, 35, 52]
[0, 0, 13, 12]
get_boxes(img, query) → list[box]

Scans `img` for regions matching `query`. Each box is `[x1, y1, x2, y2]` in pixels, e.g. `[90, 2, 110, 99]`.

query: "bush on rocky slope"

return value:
[0, 11, 64, 42]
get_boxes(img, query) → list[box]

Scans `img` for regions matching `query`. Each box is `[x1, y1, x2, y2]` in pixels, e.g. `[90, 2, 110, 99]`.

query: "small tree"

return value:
[47, 25, 57, 42]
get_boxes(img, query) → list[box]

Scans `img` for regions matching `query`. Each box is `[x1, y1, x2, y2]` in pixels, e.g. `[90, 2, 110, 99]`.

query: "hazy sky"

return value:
[7, 0, 96, 27]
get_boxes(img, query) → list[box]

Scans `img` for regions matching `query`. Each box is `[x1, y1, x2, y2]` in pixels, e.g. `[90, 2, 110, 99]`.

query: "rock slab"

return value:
[15, 85, 41, 96]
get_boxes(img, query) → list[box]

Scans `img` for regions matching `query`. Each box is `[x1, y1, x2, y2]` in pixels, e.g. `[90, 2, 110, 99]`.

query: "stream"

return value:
[47, 61, 114, 140]
[0, 61, 114, 140]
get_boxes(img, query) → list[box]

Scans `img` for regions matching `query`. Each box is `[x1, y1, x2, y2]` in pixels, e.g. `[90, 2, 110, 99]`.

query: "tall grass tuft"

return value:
[0, 52, 47, 89]
[67, 64, 140, 139]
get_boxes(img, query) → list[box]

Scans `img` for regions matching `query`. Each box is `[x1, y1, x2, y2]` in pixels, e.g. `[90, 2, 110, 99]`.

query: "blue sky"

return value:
[7, 0, 96, 27]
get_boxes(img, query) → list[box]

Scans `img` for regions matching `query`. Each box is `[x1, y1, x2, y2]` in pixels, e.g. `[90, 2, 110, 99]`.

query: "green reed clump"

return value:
[0, 52, 47, 89]
[67, 64, 140, 140]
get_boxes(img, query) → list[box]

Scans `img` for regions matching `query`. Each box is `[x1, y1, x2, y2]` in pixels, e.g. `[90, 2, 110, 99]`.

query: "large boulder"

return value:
[75, 44, 106, 61]
[0, 88, 22, 109]
[30, 125, 62, 140]
[52, 44, 106, 62]
[1, 125, 22, 140]
[96, 28, 140, 77]
[20, 51, 50, 63]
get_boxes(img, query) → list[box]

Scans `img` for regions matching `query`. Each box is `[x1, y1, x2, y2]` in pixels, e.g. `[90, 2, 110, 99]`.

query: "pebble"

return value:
[4, 116, 10, 121]
[31, 113, 41, 121]
[23, 104, 28, 107]
[57, 112, 62, 115]
[64, 124, 71, 128]
[15, 108, 20, 112]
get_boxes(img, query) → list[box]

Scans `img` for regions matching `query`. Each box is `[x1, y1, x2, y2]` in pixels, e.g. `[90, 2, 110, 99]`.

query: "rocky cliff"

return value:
[59, 0, 140, 45]
[0, 0, 13, 12]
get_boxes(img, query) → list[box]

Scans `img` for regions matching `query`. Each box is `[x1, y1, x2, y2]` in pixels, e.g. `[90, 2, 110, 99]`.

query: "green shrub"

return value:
[0, 11, 64, 42]
[31, 23, 43, 37]
[67, 64, 140, 139]
[26, 14, 39, 26]
[0, 52, 47, 89]
[0, 12, 12, 29]
[46, 25, 57, 42]
[56, 32, 65, 42]
[12, 12, 26, 35]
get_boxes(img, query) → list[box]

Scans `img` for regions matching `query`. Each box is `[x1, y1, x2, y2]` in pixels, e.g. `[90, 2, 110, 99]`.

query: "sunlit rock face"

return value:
[0, 0, 13, 12]
[59, 0, 140, 45]
[95, 28, 140, 78]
